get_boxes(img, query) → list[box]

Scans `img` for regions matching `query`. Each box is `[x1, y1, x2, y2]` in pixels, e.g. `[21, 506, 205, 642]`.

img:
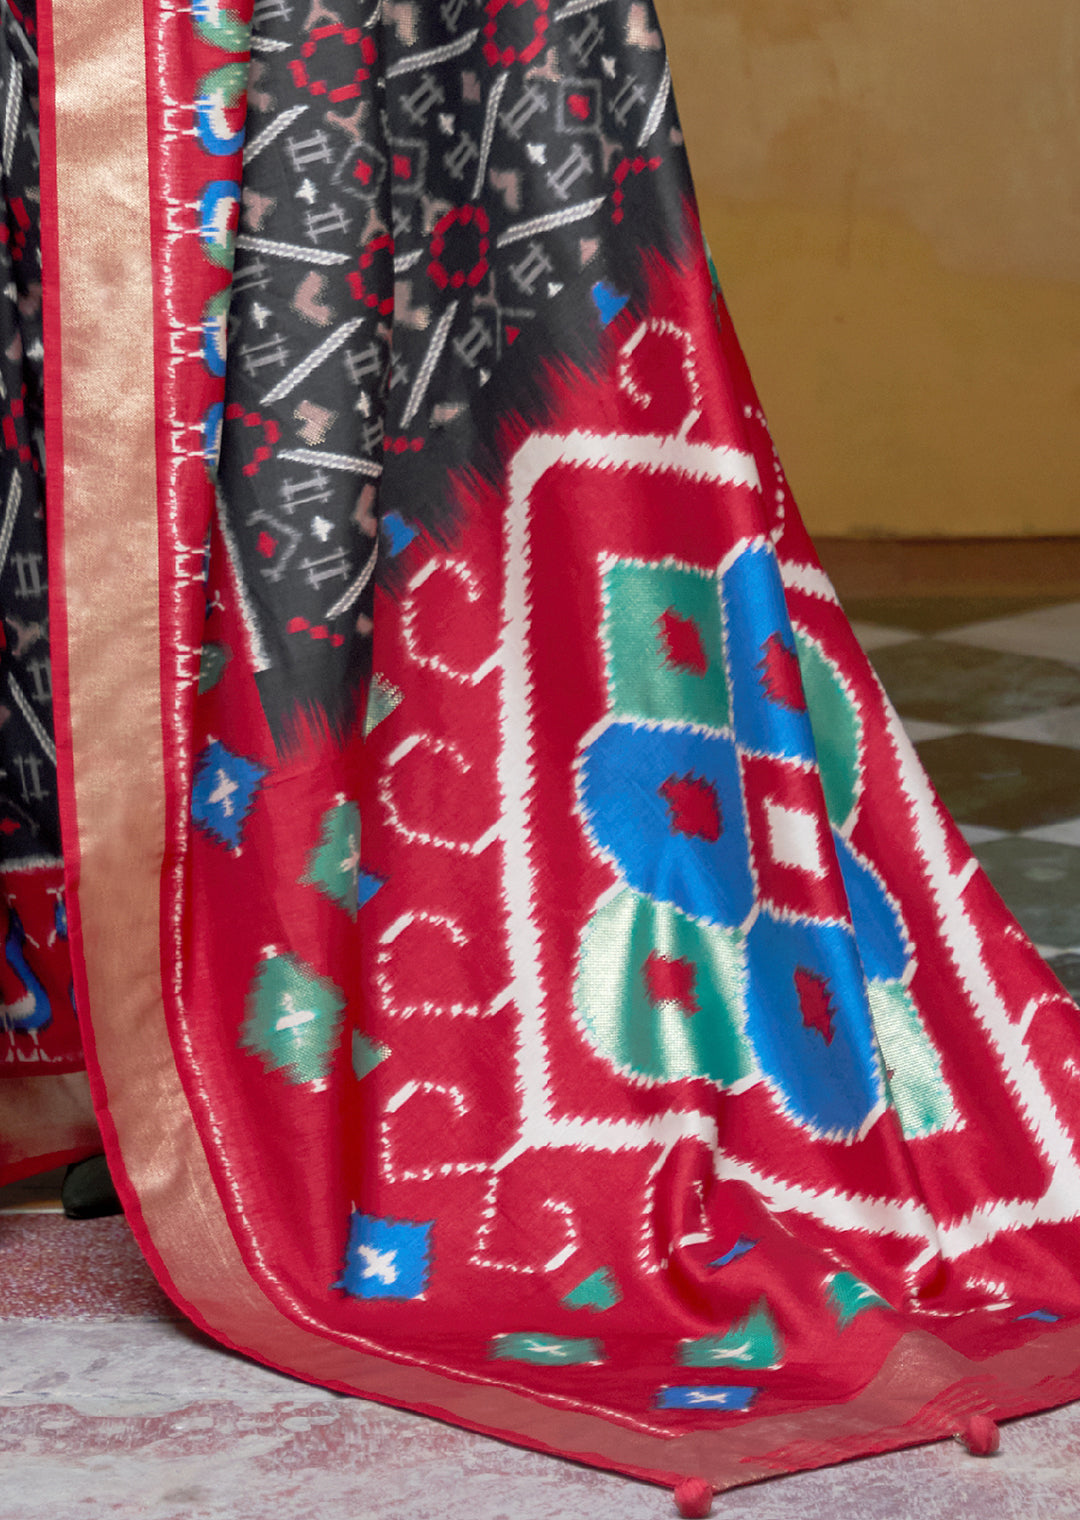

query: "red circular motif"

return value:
[288, 24, 376, 103]
[225, 405, 281, 478]
[482, 0, 548, 69]
[427, 206, 491, 293]
[347, 233, 395, 315]
[610, 155, 663, 225]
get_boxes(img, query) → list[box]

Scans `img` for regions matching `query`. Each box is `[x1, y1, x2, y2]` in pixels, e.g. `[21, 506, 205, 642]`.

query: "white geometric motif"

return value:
[765, 799, 826, 877]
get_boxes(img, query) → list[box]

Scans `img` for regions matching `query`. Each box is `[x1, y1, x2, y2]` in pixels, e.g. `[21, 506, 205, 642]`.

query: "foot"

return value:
[61, 1153, 121, 1219]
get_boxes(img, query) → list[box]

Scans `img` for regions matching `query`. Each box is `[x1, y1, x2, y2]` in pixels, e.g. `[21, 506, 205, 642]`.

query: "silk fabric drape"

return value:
[11, 0, 1080, 1501]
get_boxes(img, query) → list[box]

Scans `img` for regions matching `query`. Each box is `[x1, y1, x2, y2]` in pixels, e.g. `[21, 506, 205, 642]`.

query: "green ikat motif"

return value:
[680, 1298, 783, 1370]
[795, 629, 863, 831]
[198, 640, 230, 694]
[574, 888, 753, 1087]
[868, 980, 956, 1138]
[602, 560, 730, 731]
[827, 1272, 891, 1329]
[352, 1031, 389, 1081]
[242, 952, 346, 1087]
[364, 673, 403, 737]
[489, 1333, 605, 1366]
[562, 1267, 622, 1312]
[194, 0, 251, 53]
[303, 800, 361, 920]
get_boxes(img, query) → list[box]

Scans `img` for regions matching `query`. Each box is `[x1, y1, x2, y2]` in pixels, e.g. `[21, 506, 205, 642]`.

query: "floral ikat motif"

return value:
[154, 0, 1080, 1488]
[574, 549, 951, 1142]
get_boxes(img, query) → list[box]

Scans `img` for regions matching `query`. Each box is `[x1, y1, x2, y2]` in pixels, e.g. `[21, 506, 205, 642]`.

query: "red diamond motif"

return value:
[659, 774, 721, 843]
[757, 632, 807, 711]
[795, 966, 835, 1045]
[643, 952, 698, 1016]
[658, 608, 707, 675]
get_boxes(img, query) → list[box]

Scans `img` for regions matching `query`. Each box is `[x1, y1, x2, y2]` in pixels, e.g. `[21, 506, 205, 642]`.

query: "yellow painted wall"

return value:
[657, 0, 1080, 536]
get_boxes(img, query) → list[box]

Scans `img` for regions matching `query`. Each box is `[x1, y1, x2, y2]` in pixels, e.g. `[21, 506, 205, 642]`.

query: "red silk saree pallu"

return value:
[4, 0, 1080, 1502]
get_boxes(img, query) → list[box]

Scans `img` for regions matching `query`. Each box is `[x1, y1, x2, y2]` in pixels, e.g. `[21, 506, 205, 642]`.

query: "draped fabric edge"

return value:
[0, 1070, 98, 1182]
[0, 0, 98, 1186]
[34, 0, 1080, 1496]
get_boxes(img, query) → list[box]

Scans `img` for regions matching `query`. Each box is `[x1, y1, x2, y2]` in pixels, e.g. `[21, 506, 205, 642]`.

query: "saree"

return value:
[4, 0, 1080, 1505]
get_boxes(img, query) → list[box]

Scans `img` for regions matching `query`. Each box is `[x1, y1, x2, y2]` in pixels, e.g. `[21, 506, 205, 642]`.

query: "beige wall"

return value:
[658, 0, 1080, 536]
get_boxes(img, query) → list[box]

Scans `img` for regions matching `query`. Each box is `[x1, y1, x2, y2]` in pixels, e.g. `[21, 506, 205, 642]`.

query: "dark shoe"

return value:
[62, 1153, 122, 1219]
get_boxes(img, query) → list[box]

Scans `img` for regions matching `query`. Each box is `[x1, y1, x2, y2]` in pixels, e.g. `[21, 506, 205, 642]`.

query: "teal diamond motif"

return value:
[826, 1272, 891, 1330]
[303, 800, 361, 920]
[562, 1267, 622, 1312]
[352, 1031, 389, 1081]
[679, 1298, 782, 1369]
[242, 952, 346, 1087]
[489, 1333, 604, 1366]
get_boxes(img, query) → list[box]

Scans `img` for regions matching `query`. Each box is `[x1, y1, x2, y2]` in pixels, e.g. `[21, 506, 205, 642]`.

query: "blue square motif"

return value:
[338, 1212, 432, 1301]
[656, 1385, 757, 1412]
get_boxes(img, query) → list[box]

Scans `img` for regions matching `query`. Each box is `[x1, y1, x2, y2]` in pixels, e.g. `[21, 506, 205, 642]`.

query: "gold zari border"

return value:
[41, 0, 1080, 1493]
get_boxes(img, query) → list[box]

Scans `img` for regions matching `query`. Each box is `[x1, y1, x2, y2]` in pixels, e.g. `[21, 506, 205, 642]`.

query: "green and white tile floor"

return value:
[849, 594, 1080, 1002]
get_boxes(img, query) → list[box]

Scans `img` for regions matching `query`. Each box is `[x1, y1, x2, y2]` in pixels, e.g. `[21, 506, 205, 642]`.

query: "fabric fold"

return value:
[11, 0, 1080, 1498]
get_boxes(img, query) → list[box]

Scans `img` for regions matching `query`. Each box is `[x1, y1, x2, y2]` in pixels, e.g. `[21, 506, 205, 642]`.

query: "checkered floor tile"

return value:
[851, 596, 1080, 1001]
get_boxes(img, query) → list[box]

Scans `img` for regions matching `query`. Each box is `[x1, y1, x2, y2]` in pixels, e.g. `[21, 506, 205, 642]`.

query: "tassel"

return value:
[674, 1477, 714, 1517]
[958, 1414, 1000, 1456]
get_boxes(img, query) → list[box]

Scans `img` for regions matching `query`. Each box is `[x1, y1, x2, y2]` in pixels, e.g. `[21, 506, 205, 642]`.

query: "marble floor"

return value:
[4, 590, 1080, 1519]
[850, 593, 1080, 1003]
